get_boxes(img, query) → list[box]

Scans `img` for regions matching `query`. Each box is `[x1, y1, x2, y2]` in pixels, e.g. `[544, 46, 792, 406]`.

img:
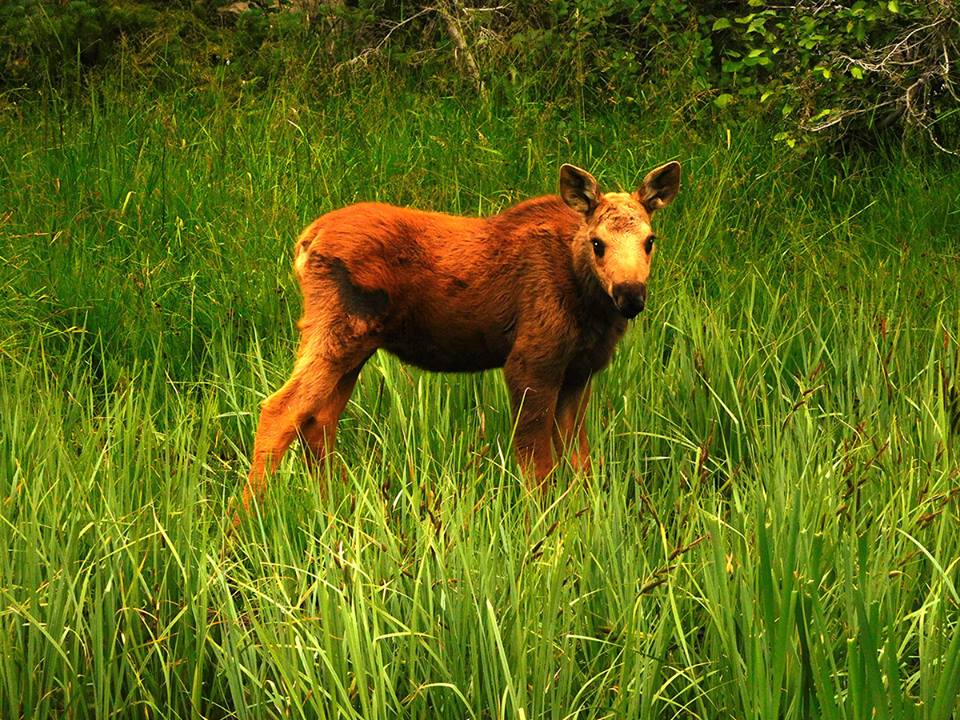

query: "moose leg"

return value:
[245, 378, 314, 512]
[504, 356, 561, 489]
[554, 375, 592, 473]
[298, 359, 367, 472]
[244, 336, 372, 514]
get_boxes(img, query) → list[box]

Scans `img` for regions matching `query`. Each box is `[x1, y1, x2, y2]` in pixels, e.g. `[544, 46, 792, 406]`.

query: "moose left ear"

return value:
[637, 161, 681, 213]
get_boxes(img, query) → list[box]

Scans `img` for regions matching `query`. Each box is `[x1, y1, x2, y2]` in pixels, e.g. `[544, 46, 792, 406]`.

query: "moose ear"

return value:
[637, 161, 681, 212]
[559, 164, 600, 215]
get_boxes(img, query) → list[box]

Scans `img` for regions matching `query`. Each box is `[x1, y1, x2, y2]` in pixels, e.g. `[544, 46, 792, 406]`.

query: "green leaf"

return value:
[712, 17, 731, 30]
[714, 93, 735, 109]
[887, 0, 899, 13]
[851, 66, 863, 79]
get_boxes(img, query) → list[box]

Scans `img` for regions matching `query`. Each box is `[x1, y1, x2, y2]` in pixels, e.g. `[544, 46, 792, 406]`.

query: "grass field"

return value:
[1, 76, 959, 719]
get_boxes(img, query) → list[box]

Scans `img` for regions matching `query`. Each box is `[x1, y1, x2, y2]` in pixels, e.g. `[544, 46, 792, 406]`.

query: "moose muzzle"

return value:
[612, 282, 647, 319]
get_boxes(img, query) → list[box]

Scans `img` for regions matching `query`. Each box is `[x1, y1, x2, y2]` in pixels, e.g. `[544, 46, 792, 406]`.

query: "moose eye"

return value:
[591, 238, 605, 258]
[644, 235, 656, 254]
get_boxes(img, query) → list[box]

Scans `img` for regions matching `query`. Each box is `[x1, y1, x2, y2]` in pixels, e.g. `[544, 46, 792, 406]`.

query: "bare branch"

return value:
[438, 2, 486, 97]
[332, 1, 491, 97]
[333, 7, 437, 71]
[819, 4, 959, 154]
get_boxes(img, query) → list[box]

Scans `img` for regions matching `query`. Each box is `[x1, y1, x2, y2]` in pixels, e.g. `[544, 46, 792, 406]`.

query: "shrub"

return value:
[1, 0, 956, 153]
[0, 0, 165, 85]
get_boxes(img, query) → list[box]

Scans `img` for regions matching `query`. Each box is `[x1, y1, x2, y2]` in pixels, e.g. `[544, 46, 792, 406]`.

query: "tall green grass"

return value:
[0, 75, 958, 718]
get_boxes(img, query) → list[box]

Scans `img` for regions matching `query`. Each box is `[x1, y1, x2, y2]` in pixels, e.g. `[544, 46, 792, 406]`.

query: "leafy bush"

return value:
[497, 0, 958, 151]
[0, 0, 164, 84]
[705, 1, 960, 151]
[1, 0, 956, 153]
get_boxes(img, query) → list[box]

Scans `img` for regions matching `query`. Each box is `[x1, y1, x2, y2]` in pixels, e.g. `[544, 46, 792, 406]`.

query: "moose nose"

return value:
[612, 283, 647, 318]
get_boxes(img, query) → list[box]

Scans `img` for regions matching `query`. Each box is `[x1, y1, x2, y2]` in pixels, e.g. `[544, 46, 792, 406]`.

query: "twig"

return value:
[334, 6, 436, 71]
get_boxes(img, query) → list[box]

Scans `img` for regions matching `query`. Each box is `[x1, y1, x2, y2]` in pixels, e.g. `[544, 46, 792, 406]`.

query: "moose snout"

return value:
[612, 282, 647, 318]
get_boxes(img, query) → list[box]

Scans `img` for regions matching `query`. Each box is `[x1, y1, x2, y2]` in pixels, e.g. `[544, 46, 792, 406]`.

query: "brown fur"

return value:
[242, 162, 681, 512]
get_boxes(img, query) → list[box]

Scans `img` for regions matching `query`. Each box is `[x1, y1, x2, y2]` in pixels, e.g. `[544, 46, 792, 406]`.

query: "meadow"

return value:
[1, 73, 959, 719]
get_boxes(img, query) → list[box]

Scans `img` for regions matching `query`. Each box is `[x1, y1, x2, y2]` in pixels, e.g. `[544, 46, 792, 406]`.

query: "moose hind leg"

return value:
[245, 341, 369, 513]
[298, 360, 367, 472]
[246, 377, 311, 511]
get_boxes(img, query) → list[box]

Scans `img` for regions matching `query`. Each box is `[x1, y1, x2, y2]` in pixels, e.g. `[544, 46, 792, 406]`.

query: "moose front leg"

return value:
[554, 375, 592, 473]
[504, 356, 561, 489]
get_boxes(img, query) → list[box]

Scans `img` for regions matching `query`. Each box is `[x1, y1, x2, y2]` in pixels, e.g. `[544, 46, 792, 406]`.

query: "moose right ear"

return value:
[559, 164, 600, 215]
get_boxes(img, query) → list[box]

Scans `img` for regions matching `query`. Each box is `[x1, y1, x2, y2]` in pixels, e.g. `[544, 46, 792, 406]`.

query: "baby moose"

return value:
[243, 162, 680, 512]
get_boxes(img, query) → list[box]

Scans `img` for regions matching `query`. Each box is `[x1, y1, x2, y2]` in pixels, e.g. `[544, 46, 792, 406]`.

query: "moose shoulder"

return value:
[243, 162, 681, 514]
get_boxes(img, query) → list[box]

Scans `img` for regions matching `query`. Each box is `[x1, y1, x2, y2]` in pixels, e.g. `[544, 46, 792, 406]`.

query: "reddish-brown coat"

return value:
[243, 163, 681, 513]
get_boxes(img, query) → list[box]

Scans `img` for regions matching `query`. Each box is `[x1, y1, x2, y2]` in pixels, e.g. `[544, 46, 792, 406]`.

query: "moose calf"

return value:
[244, 162, 680, 511]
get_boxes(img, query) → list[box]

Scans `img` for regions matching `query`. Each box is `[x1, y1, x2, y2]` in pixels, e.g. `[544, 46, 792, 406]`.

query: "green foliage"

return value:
[499, 0, 958, 150]
[1, 77, 959, 717]
[704, 1, 959, 150]
[0, 0, 163, 84]
[2, 1, 957, 151]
